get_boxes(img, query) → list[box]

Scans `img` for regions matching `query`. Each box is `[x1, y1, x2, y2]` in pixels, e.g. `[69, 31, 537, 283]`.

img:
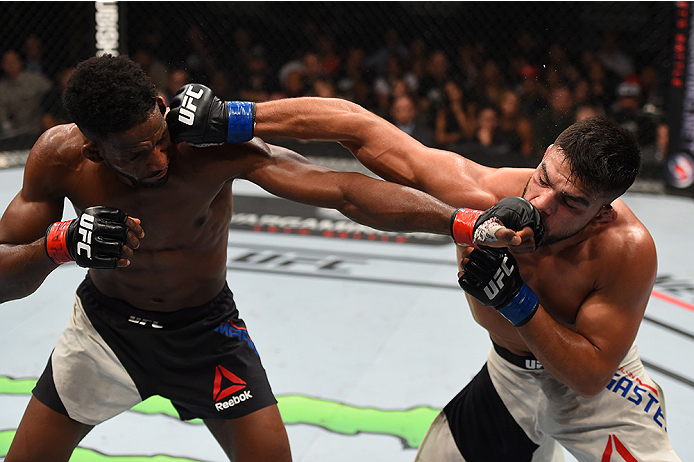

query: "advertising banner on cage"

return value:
[667, 1, 694, 196]
[94, 1, 120, 57]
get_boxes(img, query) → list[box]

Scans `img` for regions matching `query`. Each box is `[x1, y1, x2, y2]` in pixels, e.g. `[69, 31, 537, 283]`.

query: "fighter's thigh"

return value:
[5, 396, 93, 462]
[414, 411, 466, 462]
[203, 404, 291, 462]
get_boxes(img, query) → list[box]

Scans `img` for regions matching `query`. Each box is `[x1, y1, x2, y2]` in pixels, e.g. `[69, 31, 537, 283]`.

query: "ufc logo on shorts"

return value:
[177, 86, 205, 126]
[483, 255, 514, 300]
[76, 214, 94, 259]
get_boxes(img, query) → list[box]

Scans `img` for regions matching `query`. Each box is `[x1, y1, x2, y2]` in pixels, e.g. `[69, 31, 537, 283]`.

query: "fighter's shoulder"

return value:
[24, 124, 88, 190]
[26, 124, 87, 169]
[597, 200, 656, 266]
[480, 166, 535, 201]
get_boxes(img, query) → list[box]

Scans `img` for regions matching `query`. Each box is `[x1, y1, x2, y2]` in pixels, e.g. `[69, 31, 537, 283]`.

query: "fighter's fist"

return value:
[45, 206, 142, 269]
[458, 246, 539, 327]
[451, 197, 544, 251]
[166, 83, 255, 146]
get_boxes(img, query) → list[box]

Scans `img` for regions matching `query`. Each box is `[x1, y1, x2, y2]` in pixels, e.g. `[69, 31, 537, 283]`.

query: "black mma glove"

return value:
[451, 197, 544, 248]
[45, 206, 129, 269]
[166, 83, 255, 146]
[458, 246, 539, 326]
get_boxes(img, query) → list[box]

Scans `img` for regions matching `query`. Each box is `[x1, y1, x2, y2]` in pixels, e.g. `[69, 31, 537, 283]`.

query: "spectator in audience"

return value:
[301, 52, 326, 91]
[389, 94, 435, 146]
[133, 47, 169, 93]
[454, 43, 482, 92]
[239, 45, 277, 102]
[163, 68, 189, 105]
[23, 34, 46, 75]
[273, 68, 307, 100]
[229, 26, 254, 76]
[312, 78, 338, 99]
[0, 49, 52, 139]
[315, 34, 341, 77]
[597, 30, 635, 79]
[183, 24, 217, 85]
[532, 85, 575, 157]
[497, 89, 534, 157]
[41, 66, 74, 130]
[373, 55, 418, 117]
[336, 47, 375, 110]
[476, 59, 507, 106]
[435, 80, 476, 148]
[408, 37, 428, 90]
[470, 104, 509, 155]
[586, 59, 619, 112]
[419, 50, 454, 125]
[639, 65, 666, 116]
[575, 104, 603, 122]
[515, 64, 547, 118]
[609, 80, 658, 152]
[511, 30, 543, 71]
[210, 69, 237, 101]
[544, 42, 581, 86]
[365, 28, 409, 77]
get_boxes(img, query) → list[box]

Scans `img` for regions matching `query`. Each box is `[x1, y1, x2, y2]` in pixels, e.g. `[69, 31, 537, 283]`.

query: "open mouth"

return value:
[150, 166, 168, 180]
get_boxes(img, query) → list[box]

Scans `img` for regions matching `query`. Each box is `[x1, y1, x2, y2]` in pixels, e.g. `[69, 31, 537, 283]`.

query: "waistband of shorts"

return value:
[77, 274, 234, 325]
[492, 341, 543, 370]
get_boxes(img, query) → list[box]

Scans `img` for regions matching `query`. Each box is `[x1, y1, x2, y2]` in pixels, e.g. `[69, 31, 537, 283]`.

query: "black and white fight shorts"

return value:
[415, 341, 681, 462]
[33, 275, 277, 425]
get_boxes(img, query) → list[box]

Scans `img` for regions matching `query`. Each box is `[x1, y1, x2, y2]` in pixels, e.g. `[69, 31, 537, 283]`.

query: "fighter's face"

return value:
[522, 146, 608, 246]
[99, 99, 172, 189]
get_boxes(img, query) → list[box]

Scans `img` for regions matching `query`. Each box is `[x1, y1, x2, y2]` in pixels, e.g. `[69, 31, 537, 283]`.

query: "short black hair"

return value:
[554, 117, 642, 199]
[63, 54, 157, 140]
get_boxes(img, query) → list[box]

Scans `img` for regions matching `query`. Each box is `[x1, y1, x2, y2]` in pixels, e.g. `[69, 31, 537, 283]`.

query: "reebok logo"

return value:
[177, 85, 204, 126]
[601, 434, 637, 461]
[483, 254, 514, 299]
[76, 214, 95, 259]
[213, 365, 253, 411]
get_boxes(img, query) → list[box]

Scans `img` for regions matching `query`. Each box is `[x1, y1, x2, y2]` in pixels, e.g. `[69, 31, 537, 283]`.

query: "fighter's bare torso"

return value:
[463, 189, 653, 357]
[26, 124, 258, 311]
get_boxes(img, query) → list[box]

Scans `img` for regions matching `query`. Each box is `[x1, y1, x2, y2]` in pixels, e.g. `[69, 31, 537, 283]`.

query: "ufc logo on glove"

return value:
[76, 214, 95, 258]
[177, 85, 205, 126]
[483, 255, 514, 300]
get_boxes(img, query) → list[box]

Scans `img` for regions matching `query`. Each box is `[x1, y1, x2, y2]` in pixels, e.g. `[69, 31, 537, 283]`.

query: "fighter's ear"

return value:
[81, 140, 104, 163]
[591, 204, 617, 226]
[156, 95, 167, 115]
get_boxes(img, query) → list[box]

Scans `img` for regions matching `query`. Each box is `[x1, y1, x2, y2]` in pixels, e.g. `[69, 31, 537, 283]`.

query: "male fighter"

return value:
[0, 55, 515, 462]
[170, 87, 682, 461]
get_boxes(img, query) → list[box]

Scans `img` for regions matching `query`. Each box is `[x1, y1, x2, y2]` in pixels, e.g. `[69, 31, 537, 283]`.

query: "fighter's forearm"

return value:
[516, 308, 620, 398]
[254, 97, 373, 143]
[0, 240, 58, 303]
[335, 174, 455, 235]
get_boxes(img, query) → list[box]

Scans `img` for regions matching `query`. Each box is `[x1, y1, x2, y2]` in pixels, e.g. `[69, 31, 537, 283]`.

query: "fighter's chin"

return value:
[137, 170, 170, 188]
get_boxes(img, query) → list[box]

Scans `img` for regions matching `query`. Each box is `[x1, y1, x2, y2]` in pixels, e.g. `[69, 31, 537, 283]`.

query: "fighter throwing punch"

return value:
[2, 55, 521, 462]
[169, 86, 682, 461]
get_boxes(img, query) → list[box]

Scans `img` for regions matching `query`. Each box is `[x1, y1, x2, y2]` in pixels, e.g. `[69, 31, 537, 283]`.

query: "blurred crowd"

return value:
[0, 27, 669, 168]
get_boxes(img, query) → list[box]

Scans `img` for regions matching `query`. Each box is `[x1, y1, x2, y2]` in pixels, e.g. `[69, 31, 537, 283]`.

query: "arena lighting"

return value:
[95, 1, 119, 57]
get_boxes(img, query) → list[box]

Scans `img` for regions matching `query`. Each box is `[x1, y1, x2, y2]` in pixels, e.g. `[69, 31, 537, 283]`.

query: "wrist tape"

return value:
[497, 283, 539, 327]
[45, 220, 73, 264]
[450, 208, 483, 246]
[226, 101, 256, 143]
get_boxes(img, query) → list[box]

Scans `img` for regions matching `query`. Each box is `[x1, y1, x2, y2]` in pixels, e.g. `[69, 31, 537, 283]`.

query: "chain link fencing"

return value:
[0, 2, 679, 189]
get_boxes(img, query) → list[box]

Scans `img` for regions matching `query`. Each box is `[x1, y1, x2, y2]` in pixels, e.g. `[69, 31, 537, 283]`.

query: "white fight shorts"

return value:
[415, 342, 681, 462]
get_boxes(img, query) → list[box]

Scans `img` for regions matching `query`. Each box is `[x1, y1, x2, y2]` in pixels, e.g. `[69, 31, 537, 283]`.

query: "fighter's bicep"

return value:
[241, 144, 346, 206]
[573, 282, 651, 371]
[0, 190, 65, 245]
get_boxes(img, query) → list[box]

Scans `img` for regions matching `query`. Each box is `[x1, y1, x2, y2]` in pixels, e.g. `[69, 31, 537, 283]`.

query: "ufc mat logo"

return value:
[76, 214, 94, 259]
[483, 255, 514, 300]
[177, 86, 204, 126]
